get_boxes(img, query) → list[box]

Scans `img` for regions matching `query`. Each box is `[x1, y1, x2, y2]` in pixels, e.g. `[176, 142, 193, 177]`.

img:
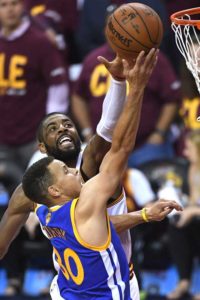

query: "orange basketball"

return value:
[105, 2, 163, 59]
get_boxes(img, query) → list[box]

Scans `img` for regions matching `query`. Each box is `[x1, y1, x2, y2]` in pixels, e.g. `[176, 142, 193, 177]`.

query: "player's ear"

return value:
[48, 185, 61, 197]
[38, 142, 47, 154]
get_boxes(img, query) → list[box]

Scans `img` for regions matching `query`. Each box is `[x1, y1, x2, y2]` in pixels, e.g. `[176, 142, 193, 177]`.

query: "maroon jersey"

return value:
[73, 43, 181, 147]
[73, 44, 115, 130]
[25, 0, 78, 34]
[0, 22, 68, 145]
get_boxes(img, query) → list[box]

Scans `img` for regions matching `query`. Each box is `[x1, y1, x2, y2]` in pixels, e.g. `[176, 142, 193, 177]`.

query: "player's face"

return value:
[40, 114, 81, 163]
[0, 0, 23, 29]
[183, 138, 198, 164]
[49, 160, 82, 199]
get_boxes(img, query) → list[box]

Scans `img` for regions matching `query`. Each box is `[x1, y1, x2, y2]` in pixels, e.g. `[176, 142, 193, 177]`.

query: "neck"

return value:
[64, 158, 77, 168]
[48, 196, 72, 208]
[2, 20, 22, 37]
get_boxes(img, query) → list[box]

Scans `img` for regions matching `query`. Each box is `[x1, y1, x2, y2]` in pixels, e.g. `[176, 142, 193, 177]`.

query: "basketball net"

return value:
[172, 19, 200, 92]
[171, 9, 200, 120]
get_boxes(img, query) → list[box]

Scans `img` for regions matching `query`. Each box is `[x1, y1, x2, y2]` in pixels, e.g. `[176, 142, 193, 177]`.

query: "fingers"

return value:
[135, 50, 145, 65]
[159, 207, 173, 219]
[157, 199, 183, 211]
[143, 48, 158, 72]
[97, 56, 110, 68]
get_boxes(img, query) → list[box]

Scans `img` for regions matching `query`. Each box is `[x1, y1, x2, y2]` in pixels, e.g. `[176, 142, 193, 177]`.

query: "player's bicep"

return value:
[77, 173, 113, 219]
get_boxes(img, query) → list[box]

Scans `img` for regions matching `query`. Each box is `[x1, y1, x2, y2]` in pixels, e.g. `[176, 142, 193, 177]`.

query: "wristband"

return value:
[141, 207, 149, 222]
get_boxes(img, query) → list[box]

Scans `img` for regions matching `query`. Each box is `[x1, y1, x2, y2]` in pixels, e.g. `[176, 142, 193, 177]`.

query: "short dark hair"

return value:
[22, 156, 54, 204]
[36, 112, 68, 143]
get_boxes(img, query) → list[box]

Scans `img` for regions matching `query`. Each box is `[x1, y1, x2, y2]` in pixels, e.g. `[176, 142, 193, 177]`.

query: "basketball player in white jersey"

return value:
[0, 51, 179, 299]
[22, 49, 182, 300]
[0, 52, 137, 298]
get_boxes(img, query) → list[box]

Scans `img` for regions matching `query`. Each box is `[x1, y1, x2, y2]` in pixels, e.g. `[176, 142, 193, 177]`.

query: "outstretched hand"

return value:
[146, 199, 183, 222]
[122, 48, 158, 91]
[97, 54, 126, 81]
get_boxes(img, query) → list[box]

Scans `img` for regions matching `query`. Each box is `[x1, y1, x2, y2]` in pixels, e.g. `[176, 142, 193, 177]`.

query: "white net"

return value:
[171, 15, 200, 96]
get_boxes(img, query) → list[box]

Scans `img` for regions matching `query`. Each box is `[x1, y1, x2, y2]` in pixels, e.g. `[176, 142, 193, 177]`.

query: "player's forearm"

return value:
[112, 88, 143, 154]
[110, 210, 145, 233]
[97, 78, 127, 142]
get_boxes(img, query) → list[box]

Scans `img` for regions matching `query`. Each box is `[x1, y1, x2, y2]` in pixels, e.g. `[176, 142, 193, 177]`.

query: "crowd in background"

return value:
[0, 0, 200, 298]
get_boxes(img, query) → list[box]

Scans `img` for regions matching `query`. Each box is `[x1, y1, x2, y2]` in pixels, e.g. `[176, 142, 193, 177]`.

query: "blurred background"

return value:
[0, 1, 200, 299]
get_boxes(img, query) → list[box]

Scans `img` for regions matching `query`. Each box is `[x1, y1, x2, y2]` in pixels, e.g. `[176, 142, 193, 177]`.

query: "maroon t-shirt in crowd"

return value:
[0, 23, 68, 145]
[73, 44, 115, 131]
[25, 0, 78, 34]
[73, 43, 181, 148]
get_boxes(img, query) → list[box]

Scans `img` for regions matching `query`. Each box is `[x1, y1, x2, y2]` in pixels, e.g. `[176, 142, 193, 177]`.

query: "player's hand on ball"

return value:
[97, 55, 126, 81]
[122, 48, 158, 90]
[145, 199, 183, 222]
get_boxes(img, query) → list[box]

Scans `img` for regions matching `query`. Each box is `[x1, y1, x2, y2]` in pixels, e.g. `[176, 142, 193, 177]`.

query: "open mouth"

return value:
[57, 135, 74, 148]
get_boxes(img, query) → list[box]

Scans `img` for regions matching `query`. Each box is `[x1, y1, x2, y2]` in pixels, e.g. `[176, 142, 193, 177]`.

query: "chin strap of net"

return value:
[171, 15, 200, 95]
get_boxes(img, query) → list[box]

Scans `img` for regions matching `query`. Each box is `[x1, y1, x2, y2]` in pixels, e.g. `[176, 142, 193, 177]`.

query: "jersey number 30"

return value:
[53, 247, 84, 285]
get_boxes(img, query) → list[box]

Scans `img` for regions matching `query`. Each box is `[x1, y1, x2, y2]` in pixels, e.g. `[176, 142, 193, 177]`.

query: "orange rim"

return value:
[170, 7, 200, 28]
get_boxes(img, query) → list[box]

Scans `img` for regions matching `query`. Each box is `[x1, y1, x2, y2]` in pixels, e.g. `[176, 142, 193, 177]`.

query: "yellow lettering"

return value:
[89, 64, 129, 98]
[64, 248, 84, 285]
[0, 54, 9, 88]
[180, 97, 200, 129]
[53, 247, 84, 285]
[53, 248, 70, 280]
[90, 64, 111, 97]
[9, 55, 27, 89]
[31, 5, 46, 16]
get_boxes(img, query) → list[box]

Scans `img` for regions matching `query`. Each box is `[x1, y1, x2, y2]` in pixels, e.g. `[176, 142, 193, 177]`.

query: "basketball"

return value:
[105, 2, 163, 59]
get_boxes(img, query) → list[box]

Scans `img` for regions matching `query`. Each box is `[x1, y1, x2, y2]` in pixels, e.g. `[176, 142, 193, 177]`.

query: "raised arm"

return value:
[81, 55, 127, 179]
[0, 185, 33, 259]
[79, 49, 158, 215]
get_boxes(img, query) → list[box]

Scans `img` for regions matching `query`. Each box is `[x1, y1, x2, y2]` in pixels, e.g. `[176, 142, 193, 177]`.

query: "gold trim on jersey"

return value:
[70, 198, 111, 251]
[106, 191, 124, 208]
[31, 5, 46, 16]
[49, 205, 63, 212]
[34, 203, 41, 213]
[34, 203, 63, 214]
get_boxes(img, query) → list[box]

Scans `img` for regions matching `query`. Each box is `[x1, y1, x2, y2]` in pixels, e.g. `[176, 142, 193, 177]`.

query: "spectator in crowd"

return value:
[175, 60, 200, 156]
[123, 168, 155, 213]
[168, 130, 200, 300]
[25, 0, 79, 64]
[72, 43, 181, 166]
[75, 0, 125, 61]
[0, 0, 69, 294]
[0, 0, 69, 182]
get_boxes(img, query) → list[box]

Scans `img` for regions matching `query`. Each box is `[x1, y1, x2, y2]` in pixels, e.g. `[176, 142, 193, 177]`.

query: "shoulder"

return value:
[27, 24, 53, 48]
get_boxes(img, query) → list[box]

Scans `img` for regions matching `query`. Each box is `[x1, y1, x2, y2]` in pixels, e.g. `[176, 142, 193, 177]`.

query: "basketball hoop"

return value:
[171, 7, 200, 113]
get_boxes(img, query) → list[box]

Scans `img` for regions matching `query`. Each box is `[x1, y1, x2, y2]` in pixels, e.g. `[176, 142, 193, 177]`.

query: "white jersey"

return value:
[107, 191, 132, 262]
